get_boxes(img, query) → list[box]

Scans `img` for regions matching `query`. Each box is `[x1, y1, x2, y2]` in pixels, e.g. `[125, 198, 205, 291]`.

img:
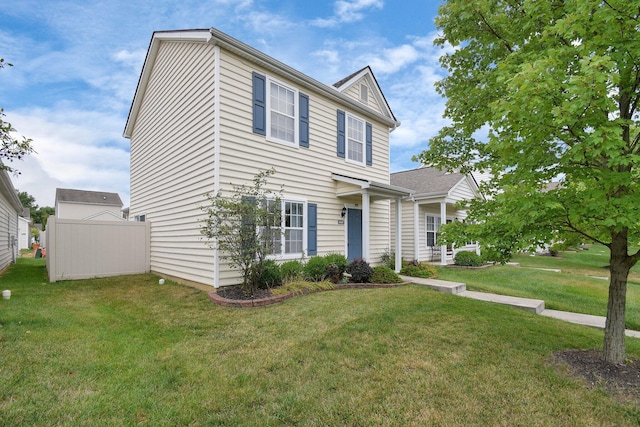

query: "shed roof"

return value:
[55, 188, 123, 207]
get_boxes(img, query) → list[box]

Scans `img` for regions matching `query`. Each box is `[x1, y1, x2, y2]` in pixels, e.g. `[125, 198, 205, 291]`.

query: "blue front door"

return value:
[347, 208, 362, 262]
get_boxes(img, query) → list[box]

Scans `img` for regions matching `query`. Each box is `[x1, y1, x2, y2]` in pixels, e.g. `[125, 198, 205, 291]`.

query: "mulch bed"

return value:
[549, 349, 640, 406]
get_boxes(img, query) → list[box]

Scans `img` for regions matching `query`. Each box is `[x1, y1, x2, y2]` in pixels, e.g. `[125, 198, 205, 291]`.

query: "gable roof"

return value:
[123, 28, 400, 138]
[333, 66, 397, 122]
[55, 188, 123, 207]
[0, 168, 23, 212]
[391, 167, 478, 198]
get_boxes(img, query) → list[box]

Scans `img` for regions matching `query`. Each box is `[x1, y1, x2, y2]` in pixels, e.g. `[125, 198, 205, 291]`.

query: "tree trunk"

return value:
[603, 234, 631, 364]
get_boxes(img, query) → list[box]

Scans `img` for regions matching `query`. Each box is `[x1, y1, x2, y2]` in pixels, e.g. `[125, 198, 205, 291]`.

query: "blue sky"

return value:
[1, 0, 449, 207]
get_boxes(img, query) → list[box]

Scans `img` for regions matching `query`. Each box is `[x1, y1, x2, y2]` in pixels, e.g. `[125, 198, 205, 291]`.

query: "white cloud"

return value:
[312, 0, 383, 28]
[364, 44, 420, 74]
[8, 106, 130, 207]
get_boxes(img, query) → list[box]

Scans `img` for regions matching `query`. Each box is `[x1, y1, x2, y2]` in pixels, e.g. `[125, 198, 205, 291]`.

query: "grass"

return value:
[1, 257, 640, 425]
[437, 245, 640, 330]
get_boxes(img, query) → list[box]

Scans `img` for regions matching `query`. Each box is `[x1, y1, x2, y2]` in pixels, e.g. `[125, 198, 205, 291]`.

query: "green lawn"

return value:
[436, 245, 640, 331]
[1, 258, 639, 425]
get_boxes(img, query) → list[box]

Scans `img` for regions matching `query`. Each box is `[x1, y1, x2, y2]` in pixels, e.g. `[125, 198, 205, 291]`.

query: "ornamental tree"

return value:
[417, 1, 640, 364]
[200, 168, 283, 296]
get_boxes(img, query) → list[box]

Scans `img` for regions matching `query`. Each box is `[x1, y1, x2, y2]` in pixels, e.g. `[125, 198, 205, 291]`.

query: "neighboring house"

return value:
[123, 28, 411, 288]
[391, 167, 482, 265]
[18, 208, 31, 250]
[0, 169, 22, 271]
[55, 188, 124, 221]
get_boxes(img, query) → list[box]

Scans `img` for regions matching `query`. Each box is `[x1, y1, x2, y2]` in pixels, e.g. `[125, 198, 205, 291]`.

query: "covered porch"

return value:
[332, 173, 411, 272]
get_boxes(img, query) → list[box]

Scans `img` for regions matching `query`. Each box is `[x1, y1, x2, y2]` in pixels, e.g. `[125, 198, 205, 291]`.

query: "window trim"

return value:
[265, 197, 307, 260]
[345, 112, 366, 166]
[425, 214, 441, 248]
[265, 76, 299, 147]
[134, 213, 146, 222]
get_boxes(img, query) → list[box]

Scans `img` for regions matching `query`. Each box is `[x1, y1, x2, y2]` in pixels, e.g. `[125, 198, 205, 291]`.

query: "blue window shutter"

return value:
[308, 203, 317, 256]
[252, 72, 266, 135]
[299, 93, 309, 148]
[366, 122, 372, 166]
[337, 110, 345, 158]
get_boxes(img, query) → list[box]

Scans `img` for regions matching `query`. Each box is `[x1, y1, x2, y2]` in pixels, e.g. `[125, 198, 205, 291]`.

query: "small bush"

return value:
[253, 259, 282, 289]
[304, 256, 329, 282]
[399, 264, 436, 278]
[271, 280, 335, 295]
[370, 266, 403, 284]
[346, 258, 373, 283]
[281, 260, 304, 282]
[454, 251, 484, 267]
[324, 253, 348, 275]
[380, 249, 395, 270]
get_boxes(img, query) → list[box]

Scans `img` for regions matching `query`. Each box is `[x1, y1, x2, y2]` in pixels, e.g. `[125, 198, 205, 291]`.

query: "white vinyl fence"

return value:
[46, 217, 150, 282]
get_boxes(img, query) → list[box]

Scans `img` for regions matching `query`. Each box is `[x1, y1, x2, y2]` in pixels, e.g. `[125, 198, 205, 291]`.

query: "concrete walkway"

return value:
[401, 275, 640, 339]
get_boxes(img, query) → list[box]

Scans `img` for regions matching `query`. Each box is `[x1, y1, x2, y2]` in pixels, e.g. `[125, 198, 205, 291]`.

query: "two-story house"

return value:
[124, 28, 410, 288]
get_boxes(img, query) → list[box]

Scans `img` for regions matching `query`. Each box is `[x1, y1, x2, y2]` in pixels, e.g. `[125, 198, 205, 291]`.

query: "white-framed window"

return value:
[266, 77, 298, 145]
[346, 113, 365, 165]
[264, 199, 306, 258]
[426, 215, 441, 247]
[134, 214, 146, 222]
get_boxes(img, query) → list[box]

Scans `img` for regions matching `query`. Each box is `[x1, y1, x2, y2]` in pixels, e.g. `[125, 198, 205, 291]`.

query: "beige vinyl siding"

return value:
[341, 77, 384, 116]
[0, 194, 17, 271]
[390, 199, 416, 261]
[215, 50, 392, 285]
[56, 203, 122, 220]
[450, 178, 476, 202]
[129, 40, 217, 286]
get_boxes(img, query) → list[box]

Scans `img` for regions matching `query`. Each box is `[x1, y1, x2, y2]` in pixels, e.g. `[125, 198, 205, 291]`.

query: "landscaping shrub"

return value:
[346, 258, 373, 283]
[304, 256, 329, 282]
[454, 251, 484, 267]
[324, 253, 348, 275]
[271, 280, 336, 295]
[324, 253, 348, 283]
[399, 264, 436, 278]
[380, 249, 395, 270]
[281, 260, 304, 283]
[253, 259, 282, 289]
[370, 265, 403, 284]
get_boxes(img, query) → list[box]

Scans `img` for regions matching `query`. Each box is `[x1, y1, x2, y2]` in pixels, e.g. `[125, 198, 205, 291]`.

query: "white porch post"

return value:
[394, 197, 402, 273]
[440, 201, 447, 265]
[413, 201, 419, 262]
[362, 192, 370, 261]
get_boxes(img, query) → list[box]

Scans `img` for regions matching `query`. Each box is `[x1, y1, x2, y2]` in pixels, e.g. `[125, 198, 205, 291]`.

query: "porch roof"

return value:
[331, 173, 412, 201]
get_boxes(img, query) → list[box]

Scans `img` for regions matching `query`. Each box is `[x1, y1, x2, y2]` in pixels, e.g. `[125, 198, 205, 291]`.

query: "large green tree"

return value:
[418, 1, 640, 364]
[1, 58, 33, 173]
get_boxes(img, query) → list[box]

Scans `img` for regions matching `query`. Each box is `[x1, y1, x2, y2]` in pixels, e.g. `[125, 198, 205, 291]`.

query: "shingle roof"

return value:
[55, 188, 123, 207]
[390, 167, 466, 196]
[333, 66, 368, 89]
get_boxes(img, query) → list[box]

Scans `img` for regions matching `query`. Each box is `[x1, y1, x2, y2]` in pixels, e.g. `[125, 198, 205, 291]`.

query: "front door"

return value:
[347, 208, 362, 262]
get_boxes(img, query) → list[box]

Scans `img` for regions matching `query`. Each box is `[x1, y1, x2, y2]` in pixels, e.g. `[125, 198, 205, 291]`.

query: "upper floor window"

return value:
[253, 72, 309, 148]
[267, 77, 298, 145]
[346, 114, 365, 165]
